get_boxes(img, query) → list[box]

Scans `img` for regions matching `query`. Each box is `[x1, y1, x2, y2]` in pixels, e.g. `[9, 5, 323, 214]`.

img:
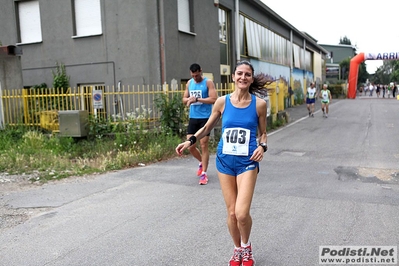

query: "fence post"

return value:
[0, 82, 4, 129]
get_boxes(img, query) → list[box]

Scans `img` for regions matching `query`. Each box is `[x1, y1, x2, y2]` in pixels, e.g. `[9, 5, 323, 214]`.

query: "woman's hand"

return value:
[176, 141, 191, 156]
[250, 146, 264, 162]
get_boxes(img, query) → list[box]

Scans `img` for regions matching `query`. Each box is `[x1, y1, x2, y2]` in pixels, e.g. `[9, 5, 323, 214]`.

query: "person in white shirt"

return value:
[306, 82, 317, 117]
[369, 83, 374, 97]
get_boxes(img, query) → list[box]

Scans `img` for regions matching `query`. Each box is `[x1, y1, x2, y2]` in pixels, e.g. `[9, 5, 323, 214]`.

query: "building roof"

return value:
[252, 0, 330, 55]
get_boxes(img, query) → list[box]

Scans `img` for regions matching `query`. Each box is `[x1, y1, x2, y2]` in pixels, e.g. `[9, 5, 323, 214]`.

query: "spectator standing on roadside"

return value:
[369, 83, 374, 97]
[287, 86, 294, 107]
[376, 84, 380, 98]
[387, 83, 393, 98]
[382, 85, 387, 98]
[183, 63, 217, 185]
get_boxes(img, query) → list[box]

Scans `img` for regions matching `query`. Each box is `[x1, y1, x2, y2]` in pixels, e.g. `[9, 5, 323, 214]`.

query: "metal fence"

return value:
[0, 82, 234, 132]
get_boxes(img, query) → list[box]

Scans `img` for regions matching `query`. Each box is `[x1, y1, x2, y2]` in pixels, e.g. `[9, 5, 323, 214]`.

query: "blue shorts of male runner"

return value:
[216, 150, 259, 176]
[306, 98, 315, 104]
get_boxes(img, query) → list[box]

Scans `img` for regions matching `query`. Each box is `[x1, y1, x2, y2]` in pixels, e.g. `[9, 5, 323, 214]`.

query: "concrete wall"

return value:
[0, 0, 328, 91]
[163, 1, 220, 84]
[0, 0, 221, 88]
[0, 56, 23, 91]
[16, 0, 162, 88]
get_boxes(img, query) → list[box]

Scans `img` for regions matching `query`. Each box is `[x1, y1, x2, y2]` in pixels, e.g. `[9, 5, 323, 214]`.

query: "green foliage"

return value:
[339, 36, 352, 45]
[154, 93, 186, 136]
[373, 62, 391, 85]
[267, 117, 286, 131]
[87, 115, 113, 139]
[52, 62, 70, 92]
[339, 58, 350, 80]
[328, 84, 346, 98]
[32, 83, 48, 89]
[0, 127, 182, 182]
[357, 62, 369, 84]
[390, 61, 399, 82]
[0, 126, 28, 150]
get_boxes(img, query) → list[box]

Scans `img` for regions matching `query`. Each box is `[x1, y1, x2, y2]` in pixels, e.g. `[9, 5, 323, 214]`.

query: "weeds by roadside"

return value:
[0, 126, 183, 183]
[0, 113, 286, 183]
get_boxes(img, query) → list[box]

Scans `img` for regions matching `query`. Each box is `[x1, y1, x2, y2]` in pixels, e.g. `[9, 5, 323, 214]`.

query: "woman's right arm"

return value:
[193, 96, 224, 139]
[176, 96, 225, 155]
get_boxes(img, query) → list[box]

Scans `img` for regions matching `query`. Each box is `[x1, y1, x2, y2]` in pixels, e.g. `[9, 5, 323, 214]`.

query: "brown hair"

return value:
[234, 60, 273, 97]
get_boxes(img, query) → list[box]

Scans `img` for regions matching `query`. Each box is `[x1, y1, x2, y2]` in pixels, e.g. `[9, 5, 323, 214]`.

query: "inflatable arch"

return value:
[348, 52, 399, 98]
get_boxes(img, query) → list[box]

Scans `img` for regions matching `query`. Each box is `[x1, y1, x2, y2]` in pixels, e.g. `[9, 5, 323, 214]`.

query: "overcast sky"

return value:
[261, 0, 399, 74]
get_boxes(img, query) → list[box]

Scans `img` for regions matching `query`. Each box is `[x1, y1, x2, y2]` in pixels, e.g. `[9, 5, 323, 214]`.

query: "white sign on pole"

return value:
[92, 89, 103, 109]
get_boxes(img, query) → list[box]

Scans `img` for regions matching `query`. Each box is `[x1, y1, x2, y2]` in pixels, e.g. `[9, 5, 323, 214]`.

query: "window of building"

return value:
[245, 18, 261, 58]
[305, 50, 312, 71]
[73, 0, 102, 37]
[239, 15, 245, 56]
[219, 8, 227, 42]
[293, 44, 301, 69]
[219, 8, 229, 65]
[177, 0, 192, 33]
[17, 0, 42, 44]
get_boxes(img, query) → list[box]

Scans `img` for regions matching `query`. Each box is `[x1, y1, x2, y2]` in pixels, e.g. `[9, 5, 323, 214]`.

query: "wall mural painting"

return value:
[251, 60, 290, 89]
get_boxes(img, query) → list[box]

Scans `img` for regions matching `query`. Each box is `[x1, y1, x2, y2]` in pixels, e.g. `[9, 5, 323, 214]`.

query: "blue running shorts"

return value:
[306, 98, 315, 104]
[216, 151, 259, 176]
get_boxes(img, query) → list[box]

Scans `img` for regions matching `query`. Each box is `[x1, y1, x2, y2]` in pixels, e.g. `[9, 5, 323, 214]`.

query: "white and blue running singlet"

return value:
[188, 77, 211, 119]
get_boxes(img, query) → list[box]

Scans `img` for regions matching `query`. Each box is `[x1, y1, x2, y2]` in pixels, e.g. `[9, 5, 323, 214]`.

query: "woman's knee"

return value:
[228, 210, 238, 222]
[235, 210, 250, 223]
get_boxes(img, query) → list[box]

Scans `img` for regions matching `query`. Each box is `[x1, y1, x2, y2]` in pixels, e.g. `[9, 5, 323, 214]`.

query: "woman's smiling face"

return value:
[233, 64, 253, 90]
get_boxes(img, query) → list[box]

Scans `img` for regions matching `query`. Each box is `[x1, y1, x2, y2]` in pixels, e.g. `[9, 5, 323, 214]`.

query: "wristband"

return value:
[188, 135, 197, 146]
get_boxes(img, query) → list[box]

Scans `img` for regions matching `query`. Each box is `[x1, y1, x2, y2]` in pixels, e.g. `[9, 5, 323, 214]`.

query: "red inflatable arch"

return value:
[348, 52, 399, 98]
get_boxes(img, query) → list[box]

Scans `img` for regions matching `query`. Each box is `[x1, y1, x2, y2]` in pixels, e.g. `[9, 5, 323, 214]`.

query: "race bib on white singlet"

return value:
[222, 127, 250, 156]
[190, 90, 203, 105]
[321, 91, 329, 100]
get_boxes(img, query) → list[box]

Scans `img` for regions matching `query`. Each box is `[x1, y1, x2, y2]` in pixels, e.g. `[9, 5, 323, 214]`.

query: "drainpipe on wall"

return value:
[158, 0, 166, 85]
[235, 0, 240, 62]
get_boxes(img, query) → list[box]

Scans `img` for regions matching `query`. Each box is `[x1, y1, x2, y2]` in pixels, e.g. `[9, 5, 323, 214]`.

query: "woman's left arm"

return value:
[256, 98, 267, 144]
[250, 98, 267, 161]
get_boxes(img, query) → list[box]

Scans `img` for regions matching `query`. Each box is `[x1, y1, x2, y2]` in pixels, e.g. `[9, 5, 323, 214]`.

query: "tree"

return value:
[373, 61, 391, 85]
[339, 36, 352, 45]
[390, 61, 399, 82]
[358, 62, 368, 85]
[340, 58, 350, 80]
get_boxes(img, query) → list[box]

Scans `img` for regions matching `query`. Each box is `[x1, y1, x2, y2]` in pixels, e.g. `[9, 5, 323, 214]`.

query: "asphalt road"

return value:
[0, 96, 398, 266]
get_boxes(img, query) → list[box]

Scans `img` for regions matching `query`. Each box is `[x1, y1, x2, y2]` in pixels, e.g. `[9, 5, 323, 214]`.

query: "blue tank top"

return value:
[188, 77, 212, 119]
[217, 94, 258, 156]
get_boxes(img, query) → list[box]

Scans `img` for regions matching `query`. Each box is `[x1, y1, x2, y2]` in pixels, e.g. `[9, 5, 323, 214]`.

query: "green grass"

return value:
[0, 116, 285, 183]
[0, 126, 186, 183]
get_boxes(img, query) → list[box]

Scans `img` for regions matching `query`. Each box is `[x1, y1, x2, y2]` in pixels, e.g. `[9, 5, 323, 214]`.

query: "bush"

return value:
[328, 84, 346, 99]
[154, 93, 186, 136]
